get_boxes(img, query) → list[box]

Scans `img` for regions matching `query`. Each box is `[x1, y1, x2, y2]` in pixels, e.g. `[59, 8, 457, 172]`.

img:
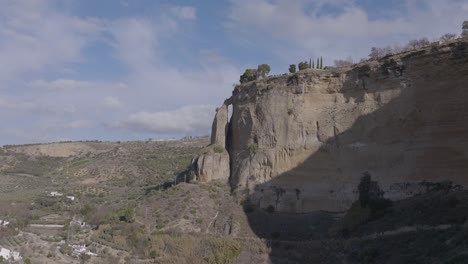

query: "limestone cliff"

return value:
[193, 39, 468, 212]
[191, 105, 230, 183]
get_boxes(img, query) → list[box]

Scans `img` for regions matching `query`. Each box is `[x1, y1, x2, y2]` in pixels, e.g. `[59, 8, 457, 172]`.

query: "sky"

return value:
[0, 0, 467, 145]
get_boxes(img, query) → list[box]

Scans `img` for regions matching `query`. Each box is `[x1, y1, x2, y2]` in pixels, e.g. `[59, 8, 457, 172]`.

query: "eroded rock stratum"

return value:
[193, 40, 468, 212]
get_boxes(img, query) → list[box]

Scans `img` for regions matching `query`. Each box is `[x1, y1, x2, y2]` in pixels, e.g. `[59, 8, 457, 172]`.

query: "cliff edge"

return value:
[192, 39, 468, 212]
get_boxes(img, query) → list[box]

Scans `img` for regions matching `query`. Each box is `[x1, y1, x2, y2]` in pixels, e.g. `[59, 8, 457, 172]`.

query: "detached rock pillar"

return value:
[211, 104, 229, 147]
[191, 104, 230, 183]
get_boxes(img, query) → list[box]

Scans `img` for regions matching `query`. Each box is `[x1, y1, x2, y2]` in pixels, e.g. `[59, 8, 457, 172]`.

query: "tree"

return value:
[320, 56, 323, 69]
[239, 69, 257, 84]
[298, 61, 309, 71]
[440, 33, 457, 42]
[312, 60, 315, 69]
[257, 64, 271, 78]
[309, 58, 312, 68]
[316, 58, 320, 69]
[334, 59, 353, 68]
[119, 207, 135, 223]
[382, 46, 393, 57]
[288, 64, 296, 74]
[462, 21, 468, 38]
[407, 38, 430, 50]
[419, 37, 430, 47]
[369, 47, 384, 60]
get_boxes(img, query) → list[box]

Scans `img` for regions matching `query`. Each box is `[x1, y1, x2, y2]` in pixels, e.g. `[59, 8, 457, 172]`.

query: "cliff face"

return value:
[194, 40, 468, 212]
[191, 105, 230, 183]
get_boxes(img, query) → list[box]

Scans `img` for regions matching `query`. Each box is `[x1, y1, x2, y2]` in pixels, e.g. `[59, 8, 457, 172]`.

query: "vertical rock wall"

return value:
[192, 40, 468, 212]
[191, 104, 230, 183]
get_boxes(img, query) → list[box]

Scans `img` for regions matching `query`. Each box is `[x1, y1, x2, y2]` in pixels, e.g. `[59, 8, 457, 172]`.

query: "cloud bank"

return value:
[0, 0, 467, 144]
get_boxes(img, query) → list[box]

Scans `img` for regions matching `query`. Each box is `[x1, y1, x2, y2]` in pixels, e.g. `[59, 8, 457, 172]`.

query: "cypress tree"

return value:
[312, 60, 315, 69]
[320, 56, 323, 69]
[309, 58, 312, 68]
[317, 58, 320, 69]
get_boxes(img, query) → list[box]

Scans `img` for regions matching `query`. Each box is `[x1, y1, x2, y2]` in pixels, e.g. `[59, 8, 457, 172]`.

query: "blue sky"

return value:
[0, 0, 467, 145]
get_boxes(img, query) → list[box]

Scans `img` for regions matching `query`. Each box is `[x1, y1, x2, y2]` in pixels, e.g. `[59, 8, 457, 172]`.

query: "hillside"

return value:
[1, 39, 468, 264]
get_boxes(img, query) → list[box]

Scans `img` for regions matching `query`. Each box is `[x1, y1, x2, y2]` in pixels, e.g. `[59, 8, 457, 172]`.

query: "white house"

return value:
[71, 244, 87, 257]
[0, 220, 9, 227]
[66, 196, 75, 201]
[0, 247, 22, 262]
[49, 191, 63, 197]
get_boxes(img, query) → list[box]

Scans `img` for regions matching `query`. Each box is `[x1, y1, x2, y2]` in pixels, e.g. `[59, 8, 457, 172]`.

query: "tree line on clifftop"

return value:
[238, 21, 468, 84]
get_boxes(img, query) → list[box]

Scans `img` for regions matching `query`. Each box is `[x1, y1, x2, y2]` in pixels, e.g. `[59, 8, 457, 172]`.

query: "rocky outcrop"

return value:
[210, 104, 229, 146]
[191, 104, 230, 183]
[191, 148, 230, 182]
[194, 39, 468, 212]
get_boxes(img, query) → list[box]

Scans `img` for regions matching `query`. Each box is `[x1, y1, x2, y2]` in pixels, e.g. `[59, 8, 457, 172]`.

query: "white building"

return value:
[66, 196, 75, 201]
[0, 247, 22, 262]
[49, 191, 63, 197]
[71, 244, 87, 257]
[0, 220, 9, 227]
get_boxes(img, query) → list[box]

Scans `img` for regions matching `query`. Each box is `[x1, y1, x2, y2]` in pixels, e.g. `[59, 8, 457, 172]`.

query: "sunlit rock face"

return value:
[195, 40, 468, 212]
[191, 104, 230, 183]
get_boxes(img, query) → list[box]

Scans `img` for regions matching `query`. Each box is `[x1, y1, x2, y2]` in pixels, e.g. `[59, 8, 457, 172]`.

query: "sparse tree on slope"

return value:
[407, 38, 430, 50]
[462, 21, 468, 38]
[289, 64, 296, 74]
[440, 33, 457, 42]
[334, 59, 353, 68]
[257, 64, 271, 78]
[369, 47, 383, 60]
[240, 69, 257, 84]
[298, 61, 309, 71]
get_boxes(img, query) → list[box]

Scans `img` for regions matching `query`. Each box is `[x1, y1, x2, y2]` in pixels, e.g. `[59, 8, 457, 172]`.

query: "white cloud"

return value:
[117, 105, 215, 134]
[0, 0, 104, 82]
[29, 79, 127, 90]
[103, 96, 124, 109]
[64, 120, 93, 129]
[0, 1, 237, 144]
[108, 18, 162, 70]
[170, 6, 197, 20]
[0, 97, 38, 111]
[227, 0, 468, 62]
[107, 16, 239, 107]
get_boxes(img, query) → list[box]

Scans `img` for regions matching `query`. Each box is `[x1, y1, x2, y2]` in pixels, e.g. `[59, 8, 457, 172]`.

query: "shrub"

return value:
[288, 64, 296, 73]
[149, 250, 159, 259]
[257, 64, 271, 78]
[119, 208, 135, 223]
[247, 144, 258, 155]
[240, 69, 257, 84]
[206, 237, 241, 264]
[213, 146, 225, 153]
[440, 33, 457, 42]
[334, 59, 353, 68]
[462, 21, 468, 38]
[298, 61, 309, 70]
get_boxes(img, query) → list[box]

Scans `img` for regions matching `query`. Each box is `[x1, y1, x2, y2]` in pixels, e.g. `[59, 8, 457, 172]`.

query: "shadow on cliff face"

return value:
[236, 42, 468, 263]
